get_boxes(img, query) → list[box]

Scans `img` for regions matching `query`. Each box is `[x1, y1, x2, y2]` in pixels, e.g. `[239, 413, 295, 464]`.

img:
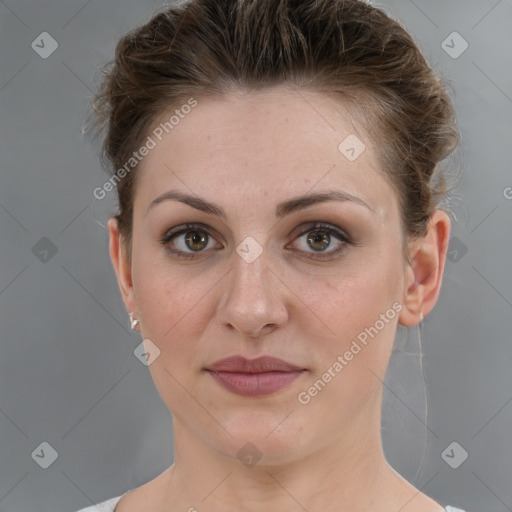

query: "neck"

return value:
[161, 400, 407, 511]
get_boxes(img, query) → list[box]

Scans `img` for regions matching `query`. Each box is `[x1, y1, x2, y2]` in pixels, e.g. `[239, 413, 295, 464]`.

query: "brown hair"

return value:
[87, 0, 461, 264]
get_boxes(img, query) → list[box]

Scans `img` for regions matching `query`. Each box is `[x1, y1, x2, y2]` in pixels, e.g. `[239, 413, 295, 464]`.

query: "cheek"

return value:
[297, 256, 400, 378]
[130, 261, 213, 403]
[132, 243, 215, 335]
[131, 260, 214, 413]
[294, 274, 398, 424]
[301, 261, 398, 336]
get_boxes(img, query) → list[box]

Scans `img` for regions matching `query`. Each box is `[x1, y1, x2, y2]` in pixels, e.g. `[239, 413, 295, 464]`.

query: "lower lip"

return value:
[207, 370, 305, 396]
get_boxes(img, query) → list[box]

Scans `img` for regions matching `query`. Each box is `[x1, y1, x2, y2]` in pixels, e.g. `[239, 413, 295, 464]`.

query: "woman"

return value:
[79, 0, 466, 510]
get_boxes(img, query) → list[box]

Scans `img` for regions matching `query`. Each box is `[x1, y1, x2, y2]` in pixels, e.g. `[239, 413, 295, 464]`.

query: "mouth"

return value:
[205, 355, 307, 397]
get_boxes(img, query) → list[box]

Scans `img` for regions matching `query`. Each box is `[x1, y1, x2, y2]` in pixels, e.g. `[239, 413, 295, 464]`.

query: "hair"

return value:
[87, 0, 462, 265]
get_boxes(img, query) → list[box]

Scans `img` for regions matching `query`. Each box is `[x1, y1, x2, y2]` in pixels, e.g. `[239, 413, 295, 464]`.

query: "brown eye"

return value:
[306, 230, 331, 252]
[291, 223, 353, 260]
[161, 223, 222, 258]
[184, 230, 209, 251]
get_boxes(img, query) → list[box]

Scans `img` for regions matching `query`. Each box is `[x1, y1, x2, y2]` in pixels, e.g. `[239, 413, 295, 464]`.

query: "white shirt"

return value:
[74, 492, 468, 511]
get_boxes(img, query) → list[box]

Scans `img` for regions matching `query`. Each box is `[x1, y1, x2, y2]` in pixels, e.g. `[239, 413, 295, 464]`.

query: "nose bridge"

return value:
[219, 238, 288, 335]
[231, 242, 271, 305]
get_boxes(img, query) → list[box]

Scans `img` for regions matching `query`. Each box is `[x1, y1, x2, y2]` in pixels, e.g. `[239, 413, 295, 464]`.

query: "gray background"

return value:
[0, 1, 511, 511]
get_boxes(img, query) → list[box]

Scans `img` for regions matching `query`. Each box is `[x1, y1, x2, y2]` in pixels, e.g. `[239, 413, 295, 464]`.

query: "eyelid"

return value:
[289, 221, 352, 242]
[161, 222, 221, 243]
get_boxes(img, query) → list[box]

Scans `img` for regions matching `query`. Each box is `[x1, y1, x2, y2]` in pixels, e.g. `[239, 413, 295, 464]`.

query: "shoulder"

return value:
[74, 493, 125, 512]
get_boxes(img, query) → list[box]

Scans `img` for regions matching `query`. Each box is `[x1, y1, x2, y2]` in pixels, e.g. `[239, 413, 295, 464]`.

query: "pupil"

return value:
[308, 231, 329, 251]
[186, 231, 207, 251]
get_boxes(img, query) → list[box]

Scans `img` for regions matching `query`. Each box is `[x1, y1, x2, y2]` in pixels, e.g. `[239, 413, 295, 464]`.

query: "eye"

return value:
[289, 222, 352, 260]
[161, 221, 353, 260]
[160, 223, 221, 259]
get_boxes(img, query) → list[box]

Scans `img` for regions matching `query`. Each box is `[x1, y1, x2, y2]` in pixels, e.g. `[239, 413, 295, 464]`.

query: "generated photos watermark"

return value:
[297, 301, 403, 405]
[93, 97, 198, 200]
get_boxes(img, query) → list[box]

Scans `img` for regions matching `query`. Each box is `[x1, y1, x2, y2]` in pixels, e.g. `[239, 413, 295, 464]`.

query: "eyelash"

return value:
[160, 222, 353, 261]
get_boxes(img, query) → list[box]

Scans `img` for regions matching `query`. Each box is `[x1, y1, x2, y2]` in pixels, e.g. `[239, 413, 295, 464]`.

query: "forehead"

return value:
[135, 87, 396, 223]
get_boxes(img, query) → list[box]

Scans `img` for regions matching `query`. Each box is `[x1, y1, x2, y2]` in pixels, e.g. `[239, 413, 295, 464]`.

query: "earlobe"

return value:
[107, 217, 137, 316]
[398, 210, 451, 327]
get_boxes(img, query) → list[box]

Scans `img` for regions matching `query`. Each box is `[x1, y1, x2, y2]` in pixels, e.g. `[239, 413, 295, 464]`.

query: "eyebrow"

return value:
[146, 188, 374, 219]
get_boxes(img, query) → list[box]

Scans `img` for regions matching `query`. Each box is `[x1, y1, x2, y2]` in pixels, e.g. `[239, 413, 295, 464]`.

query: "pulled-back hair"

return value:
[88, 0, 461, 263]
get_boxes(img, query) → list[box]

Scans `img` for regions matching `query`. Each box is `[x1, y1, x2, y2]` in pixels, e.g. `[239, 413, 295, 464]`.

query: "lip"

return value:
[205, 356, 306, 397]
[206, 355, 305, 373]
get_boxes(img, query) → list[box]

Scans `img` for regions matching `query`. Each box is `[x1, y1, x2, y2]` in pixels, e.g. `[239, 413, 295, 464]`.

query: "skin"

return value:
[108, 86, 450, 512]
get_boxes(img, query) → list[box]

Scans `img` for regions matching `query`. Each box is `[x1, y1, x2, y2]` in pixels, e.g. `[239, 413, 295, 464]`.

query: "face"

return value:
[111, 86, 413, 465]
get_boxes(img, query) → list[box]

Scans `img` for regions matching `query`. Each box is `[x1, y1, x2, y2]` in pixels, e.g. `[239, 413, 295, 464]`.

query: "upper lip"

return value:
[206, 355, 305, 373]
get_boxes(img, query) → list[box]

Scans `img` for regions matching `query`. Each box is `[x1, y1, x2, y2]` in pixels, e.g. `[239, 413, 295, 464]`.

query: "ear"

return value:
[108, 217, 139, 331]
[398, 210, 451, 327]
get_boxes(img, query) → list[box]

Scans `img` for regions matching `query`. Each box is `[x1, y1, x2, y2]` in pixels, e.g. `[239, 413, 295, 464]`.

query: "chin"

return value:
[209, 419, 308, 467]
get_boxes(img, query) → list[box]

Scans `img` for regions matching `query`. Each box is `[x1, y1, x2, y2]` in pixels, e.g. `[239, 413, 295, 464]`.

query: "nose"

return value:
[217, 245, 289, 338]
